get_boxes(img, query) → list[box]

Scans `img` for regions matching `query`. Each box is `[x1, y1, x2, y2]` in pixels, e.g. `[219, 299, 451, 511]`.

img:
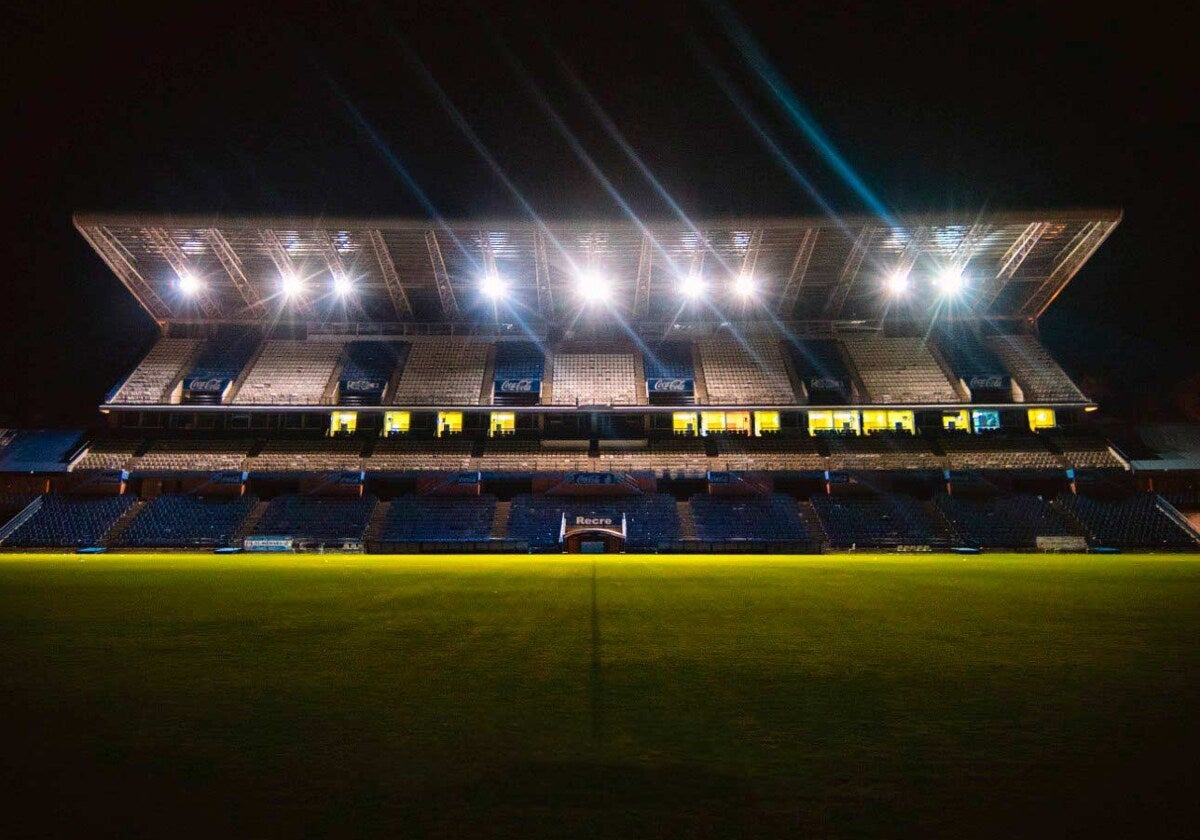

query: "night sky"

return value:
[2, 1, 1195, 427]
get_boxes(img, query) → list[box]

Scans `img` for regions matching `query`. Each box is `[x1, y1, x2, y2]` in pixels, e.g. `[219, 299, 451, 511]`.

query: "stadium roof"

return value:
[74, 209, 1120, 328]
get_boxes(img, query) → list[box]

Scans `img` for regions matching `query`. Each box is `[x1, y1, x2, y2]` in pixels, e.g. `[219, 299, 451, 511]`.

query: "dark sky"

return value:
[1, 1, 1195, 426]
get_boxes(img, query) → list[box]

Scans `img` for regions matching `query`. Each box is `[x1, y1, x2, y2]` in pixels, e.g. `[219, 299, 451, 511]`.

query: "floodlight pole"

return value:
[144, 227, 219, 317]
[78, 224, 172, 325]
[367, 229, 412, 319]
[1019, 219, 1117, 318]
[823, 226, 872, 320]
[979, 221, 1049, 312]
[203, 228, 265, 315]
[633, 233, 652, 317]
[777, 228, 818, 315]
[534, 231, 553, 318]
[425, 229, 459, 318]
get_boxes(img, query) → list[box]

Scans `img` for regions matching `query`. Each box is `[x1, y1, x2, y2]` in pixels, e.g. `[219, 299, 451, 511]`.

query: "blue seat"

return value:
[934, 493, 1070, 548]
[4, 494, 137, 547]
[691, 494, 808, 541]
[251, 495, 377, 542]
[1056, 492, 1197, 548]
[381, 495, 496, 542]
[811, 493, 950, 548]
[116, 494, 258, 548]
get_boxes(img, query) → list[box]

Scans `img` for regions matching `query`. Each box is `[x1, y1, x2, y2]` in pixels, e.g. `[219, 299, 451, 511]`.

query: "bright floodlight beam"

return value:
[280, 272, 304, 298]
[481, 272, 507, 300]
[935, 267, 965, 295]
[734, 273, 757, 298]
[886, 270, 910, 296]
[577, 270, 612, 303]
[177, 273, 201, 296]
[333, 273, 354, 297]
[679, 273, 705, 300]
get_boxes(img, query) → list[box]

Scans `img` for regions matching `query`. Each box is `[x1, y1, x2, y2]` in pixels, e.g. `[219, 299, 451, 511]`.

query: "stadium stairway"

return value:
[676, 501, 697, 540]
[490, 501, 510, 538]
[231, 499, 269, 544]
[796, 499, 829, 545]
[364, 500, 392, 544]
[100, 499, 147, 546]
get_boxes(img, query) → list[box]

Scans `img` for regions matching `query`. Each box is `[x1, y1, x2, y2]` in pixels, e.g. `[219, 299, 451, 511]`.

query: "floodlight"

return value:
[886, 270, 910, 296]
[577, 270, 611, 303]
[280, 272, 304, 298]
[935, 267, 965, 295]
[481, 272, 507, 300]
[177, 273, 201, 296]
[679, 273, 706, 300]
[333, 273, 354, 296]
[734, 273, 757, 298]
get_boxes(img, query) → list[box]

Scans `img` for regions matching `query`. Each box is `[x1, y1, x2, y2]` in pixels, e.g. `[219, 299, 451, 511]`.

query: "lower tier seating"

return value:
[115, 494, 258, 548]
[811, 493, 951, 548]
[380, 495, 497, 542]
[1056, 493, 1198, 549]
[934, 493, 1072, 548]
[3, 494, 137, 547]
[690, 493, 809, 541]
[507, 493, 678, 549]
[0, 493, 38, 531]
[250, 495, 377, 542]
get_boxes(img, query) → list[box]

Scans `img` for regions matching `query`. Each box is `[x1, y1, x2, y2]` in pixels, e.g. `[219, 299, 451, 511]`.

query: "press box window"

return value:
[942, 410, 970, 432]
[1027, 408, 1056, 431]
[862, 410, 914, 434]
[330, 411, 357, 436]
[753, 411, 780, 436]
[437, 411, 463, 437]
[383, 411, 410, 436]
[489, 412, 515, 436]
[672, 412, 699, 435]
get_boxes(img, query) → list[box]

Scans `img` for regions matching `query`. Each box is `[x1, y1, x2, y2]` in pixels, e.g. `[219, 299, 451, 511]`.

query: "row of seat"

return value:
[68, 431, 1123, 474]
[2, 491, 1195, 550]
[111, 333, 1087, 408]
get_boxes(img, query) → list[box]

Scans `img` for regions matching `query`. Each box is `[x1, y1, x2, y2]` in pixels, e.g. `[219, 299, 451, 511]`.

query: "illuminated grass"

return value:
[0, 553, 1197, 837]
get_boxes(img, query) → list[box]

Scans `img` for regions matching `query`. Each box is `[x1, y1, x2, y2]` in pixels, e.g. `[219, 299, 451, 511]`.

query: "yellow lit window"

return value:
[383, 411, 410, 436]
[490, 412, 515, 436]
[1027, 408, 1056, 431]
[863, 410, 914, 434]
[861, 410, 888, 434]
[807, 410, 833, 435]
[725, 411, 751, 434]
[942, 410, 970, 431]
[753, 411, 780, 436]
[437, 411, 463, 437]
[673, 411, 699, 435]
[700, 411, 726, 435]
[886, 410, 915, 433]
[833, 410, 861, 434]
[330, 411, 357, 436]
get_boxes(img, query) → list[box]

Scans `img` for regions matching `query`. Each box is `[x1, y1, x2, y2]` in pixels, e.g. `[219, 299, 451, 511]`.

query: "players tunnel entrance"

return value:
[562, 514, 627, 553]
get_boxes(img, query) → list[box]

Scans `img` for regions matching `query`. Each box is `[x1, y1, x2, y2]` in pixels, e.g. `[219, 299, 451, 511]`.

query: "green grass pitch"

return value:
[1, 552, 1198, 838]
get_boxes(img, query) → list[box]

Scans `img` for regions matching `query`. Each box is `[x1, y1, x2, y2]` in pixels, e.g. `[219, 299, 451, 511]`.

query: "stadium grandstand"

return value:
[1, 208, 1197, 553]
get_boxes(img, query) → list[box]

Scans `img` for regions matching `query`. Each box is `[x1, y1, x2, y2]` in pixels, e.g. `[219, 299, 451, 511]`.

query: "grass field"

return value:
[1, 552, 1198, 838]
